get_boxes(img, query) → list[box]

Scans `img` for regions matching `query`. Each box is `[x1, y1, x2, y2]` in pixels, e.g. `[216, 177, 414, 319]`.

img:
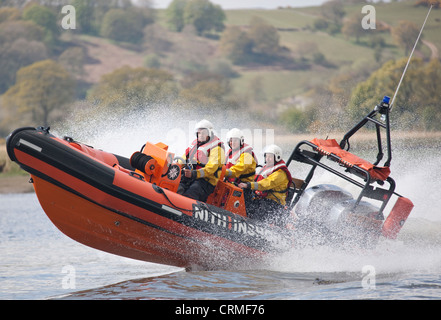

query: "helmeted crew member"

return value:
[238, 144, 292, 225]
[224, 128, 257, 205]
[178, 119, 225, 202]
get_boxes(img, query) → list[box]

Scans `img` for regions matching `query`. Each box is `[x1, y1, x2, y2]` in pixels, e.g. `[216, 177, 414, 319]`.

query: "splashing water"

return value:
[268, 136, 441, 276]
[59, 105, 441, 278]
[60, 104, 274, 161]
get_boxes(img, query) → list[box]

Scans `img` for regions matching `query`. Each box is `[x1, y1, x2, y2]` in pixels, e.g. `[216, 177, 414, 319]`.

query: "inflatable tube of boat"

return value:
[382, 197, 414, 239]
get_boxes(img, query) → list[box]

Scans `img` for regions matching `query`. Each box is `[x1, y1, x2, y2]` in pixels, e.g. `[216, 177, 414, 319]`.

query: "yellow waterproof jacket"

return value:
[225, 152, 257, 183]
[250, 168, 289, 205]
[194, 145, 225, 186]
[179, 137, 225, 187]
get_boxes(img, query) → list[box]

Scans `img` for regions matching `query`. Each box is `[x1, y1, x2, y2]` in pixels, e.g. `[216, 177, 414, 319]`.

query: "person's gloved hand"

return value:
[183, 168, 197, 179]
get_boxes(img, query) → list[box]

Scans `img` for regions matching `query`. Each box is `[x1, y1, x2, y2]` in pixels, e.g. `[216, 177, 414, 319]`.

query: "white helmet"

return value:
[226, 128, 244, 146]
[194, 119, 214, 137]
[263, 144, 283, 162]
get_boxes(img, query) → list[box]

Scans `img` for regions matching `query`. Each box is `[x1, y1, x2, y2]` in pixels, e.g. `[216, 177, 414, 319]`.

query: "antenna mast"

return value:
[390, 4, 433, 111]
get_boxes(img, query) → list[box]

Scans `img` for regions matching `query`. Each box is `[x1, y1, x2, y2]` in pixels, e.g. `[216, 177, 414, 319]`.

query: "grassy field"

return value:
[225, 8, 316, 29]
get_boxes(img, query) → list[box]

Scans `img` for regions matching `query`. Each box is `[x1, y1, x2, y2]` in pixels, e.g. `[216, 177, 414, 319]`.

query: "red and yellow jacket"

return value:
[225, 144, 257, 184]
[249, 160, 292, 205]
[183, 136, 225, 186]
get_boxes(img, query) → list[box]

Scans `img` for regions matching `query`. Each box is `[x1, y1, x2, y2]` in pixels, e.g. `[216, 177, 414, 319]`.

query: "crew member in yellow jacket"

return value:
[224, 128, 257, 205]
[178, 119, 225, 202]
[238, 144, 292, 225]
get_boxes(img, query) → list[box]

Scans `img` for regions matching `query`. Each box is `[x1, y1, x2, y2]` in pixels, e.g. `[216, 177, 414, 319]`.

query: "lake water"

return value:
[1, 183, 441, 301]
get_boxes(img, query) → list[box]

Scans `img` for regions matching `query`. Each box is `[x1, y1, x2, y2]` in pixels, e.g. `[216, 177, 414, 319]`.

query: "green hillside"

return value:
[1, 0, 440, 138]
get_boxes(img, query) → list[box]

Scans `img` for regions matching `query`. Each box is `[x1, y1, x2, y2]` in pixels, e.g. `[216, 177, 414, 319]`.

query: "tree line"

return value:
[0, 0, 440, 138]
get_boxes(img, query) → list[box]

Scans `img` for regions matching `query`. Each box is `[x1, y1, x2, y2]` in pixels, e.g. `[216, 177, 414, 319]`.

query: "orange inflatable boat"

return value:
[6, 97, 413, 270]
[6, 127, 292, 270]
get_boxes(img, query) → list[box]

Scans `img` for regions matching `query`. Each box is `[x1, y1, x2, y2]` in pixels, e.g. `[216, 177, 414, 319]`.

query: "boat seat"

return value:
[310, 138, 390, 182]
[292, 177, 305, 189]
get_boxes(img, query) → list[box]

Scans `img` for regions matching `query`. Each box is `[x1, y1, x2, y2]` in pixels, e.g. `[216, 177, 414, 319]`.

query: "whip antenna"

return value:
[390, 4, 433, 111]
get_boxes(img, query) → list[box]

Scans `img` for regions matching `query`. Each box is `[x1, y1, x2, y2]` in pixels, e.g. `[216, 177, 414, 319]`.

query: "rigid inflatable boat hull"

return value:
[7, 128, 288, 270]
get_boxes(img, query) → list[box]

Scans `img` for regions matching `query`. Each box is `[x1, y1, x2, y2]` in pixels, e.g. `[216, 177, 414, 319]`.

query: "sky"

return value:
[150, 0, 329, 9]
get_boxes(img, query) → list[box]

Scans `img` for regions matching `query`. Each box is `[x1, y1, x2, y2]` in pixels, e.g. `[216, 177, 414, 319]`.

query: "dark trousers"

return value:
[178, 178, 215, 202]
[246, 197, 287, 226]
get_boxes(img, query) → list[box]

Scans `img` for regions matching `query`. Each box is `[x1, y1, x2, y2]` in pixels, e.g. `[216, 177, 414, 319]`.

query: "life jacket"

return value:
[225, 143, 258, 183]
[254, 160, 293, 199]
[185, 136, 224, 170]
